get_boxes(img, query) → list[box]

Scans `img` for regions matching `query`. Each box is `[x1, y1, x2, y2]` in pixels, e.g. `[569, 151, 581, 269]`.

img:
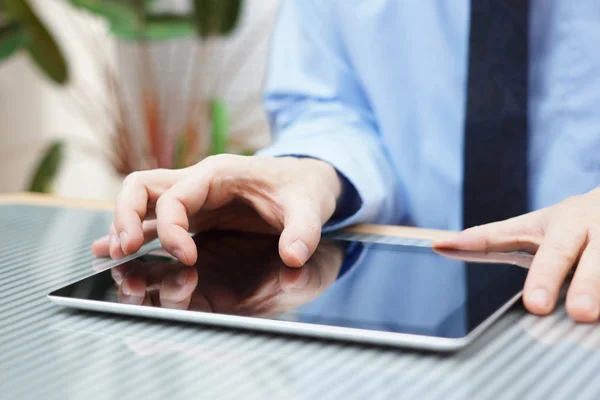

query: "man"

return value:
[92, 0, 600, 323]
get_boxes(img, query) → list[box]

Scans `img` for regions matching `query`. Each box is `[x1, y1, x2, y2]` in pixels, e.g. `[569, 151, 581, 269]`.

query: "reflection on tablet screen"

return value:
[52, 231, 528, 339]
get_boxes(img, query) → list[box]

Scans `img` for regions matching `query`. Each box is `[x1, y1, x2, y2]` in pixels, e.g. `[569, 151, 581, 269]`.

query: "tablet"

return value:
[48, 231, 531, 351]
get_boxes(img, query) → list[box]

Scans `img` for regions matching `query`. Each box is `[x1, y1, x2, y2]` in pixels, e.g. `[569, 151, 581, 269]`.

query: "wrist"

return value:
[309, 159, 344, 201]
[296, 158, 361, 222]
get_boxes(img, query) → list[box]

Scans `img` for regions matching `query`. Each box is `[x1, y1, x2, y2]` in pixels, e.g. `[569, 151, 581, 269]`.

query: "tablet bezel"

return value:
[47, 238, 531, 352]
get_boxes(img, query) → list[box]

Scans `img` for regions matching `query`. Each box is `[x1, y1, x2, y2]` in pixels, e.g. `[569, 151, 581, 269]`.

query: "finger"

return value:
[108, 224, 125, 260]
[114, 170, 183, 255]
[93, 220, 159, 258]
[432, 212, 544, 254]
[110, 265, 127, 285]
[566, 242, 600, 322]
[155, 174, 211, 265]
[91, 236, 110, 257]
[523, 224, 587, 316]
[433, 248, 533, 269]
[118, 274, 148, 306]
[188, 294, 213, 313]
[280, 266, 312, 291]
[278, 194, 323, 268]
[160, 267, 198, 310]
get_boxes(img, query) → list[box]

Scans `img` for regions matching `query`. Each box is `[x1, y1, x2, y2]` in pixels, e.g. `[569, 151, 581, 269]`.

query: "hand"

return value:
[91, 155, 342, 268]
[434, 188, 600, 323]
[111, 258, 198, 310]
[110, 232, 345, 317]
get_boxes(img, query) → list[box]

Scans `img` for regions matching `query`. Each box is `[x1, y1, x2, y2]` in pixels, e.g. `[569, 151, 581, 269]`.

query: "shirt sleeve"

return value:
[256, 0, 403, 230]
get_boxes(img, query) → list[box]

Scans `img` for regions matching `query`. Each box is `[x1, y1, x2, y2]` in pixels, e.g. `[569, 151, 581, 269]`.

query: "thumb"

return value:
[278, 196, 323, 268]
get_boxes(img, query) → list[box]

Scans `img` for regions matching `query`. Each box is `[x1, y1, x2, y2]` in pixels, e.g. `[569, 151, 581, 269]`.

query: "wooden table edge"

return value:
[0, 193, 455, 240]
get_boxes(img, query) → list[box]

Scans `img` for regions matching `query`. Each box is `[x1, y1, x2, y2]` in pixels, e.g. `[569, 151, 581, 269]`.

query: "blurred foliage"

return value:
[0, 0, 69, 84]
[210, 99, 228, 156]
[193, 0, 242, 38]
[68, 0, 243, 40]
[0, 1, 68, 194]
[0, 22, 27, 60]
[27, 140, 63, 193]
[0, 0, 245, 194]
[67, 0, 244, 172]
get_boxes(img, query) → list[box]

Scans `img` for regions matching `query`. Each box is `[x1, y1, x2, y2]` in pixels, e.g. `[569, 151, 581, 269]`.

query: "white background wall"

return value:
[0, 0, 279, 201]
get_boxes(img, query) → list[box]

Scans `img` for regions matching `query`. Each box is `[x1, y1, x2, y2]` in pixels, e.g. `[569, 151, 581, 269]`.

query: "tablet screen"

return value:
[51, 231, 529, 339]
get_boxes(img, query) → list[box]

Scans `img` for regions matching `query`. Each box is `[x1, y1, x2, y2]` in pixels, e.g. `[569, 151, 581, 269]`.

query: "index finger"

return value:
[155, 174, 211, 265]
[433, 212, 544, 254]
[114, 170, 183, 255]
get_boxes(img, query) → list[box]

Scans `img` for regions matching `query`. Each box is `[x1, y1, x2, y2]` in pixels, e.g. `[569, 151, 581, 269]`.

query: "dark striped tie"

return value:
[463, 0, 530, 230]
[463, 0, 531, 325]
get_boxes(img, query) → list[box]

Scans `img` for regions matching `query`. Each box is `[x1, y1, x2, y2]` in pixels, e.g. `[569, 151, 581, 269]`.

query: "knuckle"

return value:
[198, 154, 241, 183]
[155, 193, 171, 209]
[519, 225, 546, 241]
[201, 153, 236, 169]
[304, 220, 322, 237]
[113, 209, 125, 222]
[544, 242, 578, 265]
[122, 171, 144, 187]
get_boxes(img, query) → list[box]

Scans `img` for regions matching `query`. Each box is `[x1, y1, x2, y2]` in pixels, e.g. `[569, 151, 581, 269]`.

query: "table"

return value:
[1, 194, 599, 400]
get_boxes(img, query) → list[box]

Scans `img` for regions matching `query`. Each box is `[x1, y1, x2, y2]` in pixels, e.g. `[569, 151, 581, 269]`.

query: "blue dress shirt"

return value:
[258, 0, 600, 231]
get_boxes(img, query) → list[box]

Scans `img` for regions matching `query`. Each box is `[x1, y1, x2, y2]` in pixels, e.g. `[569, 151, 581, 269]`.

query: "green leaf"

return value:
[144, 14, 194, 39]
[193, 0, 242, 38]
[69, 1, 193, 40]
[5, 0, 68, 84]
[28, 140, 64, 193]
[210, 99, 228, 155]
[193, 0, 213, 38]
[68, 0, 140, 32]
[218, 0, 242, 36]
[0, 22, 27, 62]
[114, 13, 194, 40]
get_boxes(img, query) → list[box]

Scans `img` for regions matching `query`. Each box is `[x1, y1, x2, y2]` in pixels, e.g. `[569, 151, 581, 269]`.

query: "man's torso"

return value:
[331, 0, 600, 230]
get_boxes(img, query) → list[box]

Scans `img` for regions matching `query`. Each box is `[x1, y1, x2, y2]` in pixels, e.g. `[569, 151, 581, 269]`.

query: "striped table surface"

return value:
[1, 196, 599, 400]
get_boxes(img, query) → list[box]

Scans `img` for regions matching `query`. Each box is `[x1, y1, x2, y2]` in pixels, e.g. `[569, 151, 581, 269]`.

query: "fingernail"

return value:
[174, 250, 187, 264]
[122, 283, 131, 296]
[109, 234, 117, 248]
[529, 288, 550, 309]
[119, 232, 129, 251]
[294, 268, 310, 289]
[112, 269, 123, 282]
[572, 294, 599, 316]
[434, 235, 460, 246]
[176, 269, 189, 286]
[289, 240, 309, 264]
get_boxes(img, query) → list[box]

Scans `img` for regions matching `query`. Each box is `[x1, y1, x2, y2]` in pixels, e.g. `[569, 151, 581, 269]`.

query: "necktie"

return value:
[463, 0, 530, 229]
[463, 1, 531, 326]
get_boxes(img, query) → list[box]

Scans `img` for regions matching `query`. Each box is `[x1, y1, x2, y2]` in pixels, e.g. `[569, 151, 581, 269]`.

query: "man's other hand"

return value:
[434, 188, 600, 323]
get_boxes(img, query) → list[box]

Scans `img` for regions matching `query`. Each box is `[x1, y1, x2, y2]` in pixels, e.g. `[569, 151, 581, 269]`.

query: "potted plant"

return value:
[2, 0, 269, 196]
[0, 0, 68, 193]
[64, 0, 253, 178]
